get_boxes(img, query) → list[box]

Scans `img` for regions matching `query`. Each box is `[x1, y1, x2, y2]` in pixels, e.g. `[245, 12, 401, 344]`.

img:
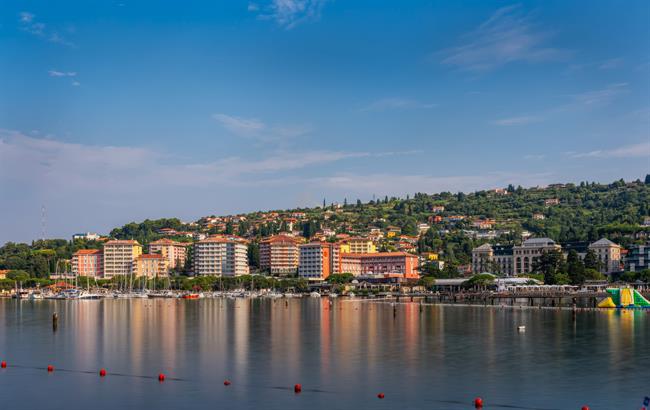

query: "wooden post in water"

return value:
[52, 312, 58, 332]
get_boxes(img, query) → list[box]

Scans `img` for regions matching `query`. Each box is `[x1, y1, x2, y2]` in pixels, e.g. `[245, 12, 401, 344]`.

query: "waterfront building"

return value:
[340, 237, 376, 254]
[471, 244, 514, 275]
[625, 242, 650, 272]
[298, 242, 341, 281]
[260, 234, 300, 275]
[341, 252, 419, 279]
[149, 239, 190, 269]
[512, 238, 561, 275]
[134, 254, 169, 278]
[103, 240, 142, 278]
[71, 249, 104, 278]
[588, 238, 622, 274]
[193, 235, 249, 277]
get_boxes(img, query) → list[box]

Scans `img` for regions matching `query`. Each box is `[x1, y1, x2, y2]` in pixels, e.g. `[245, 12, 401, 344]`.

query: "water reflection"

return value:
[0, 299, 647, 410]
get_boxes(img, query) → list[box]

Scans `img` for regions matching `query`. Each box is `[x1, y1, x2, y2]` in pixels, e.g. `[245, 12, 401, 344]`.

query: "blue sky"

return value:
[0, 0, 649, 243]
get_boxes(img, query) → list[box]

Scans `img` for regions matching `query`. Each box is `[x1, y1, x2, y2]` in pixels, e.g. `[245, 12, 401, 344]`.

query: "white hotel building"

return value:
[193, 235, 249, 277]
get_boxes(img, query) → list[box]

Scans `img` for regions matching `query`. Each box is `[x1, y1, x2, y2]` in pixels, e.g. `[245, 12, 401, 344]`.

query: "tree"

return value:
[417, 276, 435, 290]
[532, 250, 566, 285]
[327, 273, 354, 284]
[248, 242, 260, 270]
[645, 174, 650, 185]
[7, 270, 30, 282]
[566, 250, 585, 285]
[583, 249, 601, 271]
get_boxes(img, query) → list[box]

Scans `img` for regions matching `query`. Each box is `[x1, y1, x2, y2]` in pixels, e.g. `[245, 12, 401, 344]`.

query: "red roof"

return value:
[73, 249, 103, 255]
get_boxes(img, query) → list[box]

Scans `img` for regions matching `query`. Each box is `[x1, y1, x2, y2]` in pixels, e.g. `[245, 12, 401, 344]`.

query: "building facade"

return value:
[259, 235, 300, 275]
[149, 239, 189, 269]
[588, 238, 622, 274]
[71, 249, 104, 278]
[298, 242, 341, 281]
[193, 235, 249, 277]
[625, 242, 650, 272]
[512, 238, 562, 275]
[340, 237, 377, 254]
[135, 254, 169, 278]
[471, 244, 514, 275]
[103, 240, 142, 278]
[341, 252, 419, 279]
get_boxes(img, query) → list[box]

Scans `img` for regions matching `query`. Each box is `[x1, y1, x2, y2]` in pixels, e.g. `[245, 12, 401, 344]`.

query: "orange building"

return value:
[298, 241, 341, 281]
[149, 239, 190, 269]
[260, 235, 301, 275]
[71, 249, 104, 278]
[134, 254, 169, 278]
[341, 252, 419, 279]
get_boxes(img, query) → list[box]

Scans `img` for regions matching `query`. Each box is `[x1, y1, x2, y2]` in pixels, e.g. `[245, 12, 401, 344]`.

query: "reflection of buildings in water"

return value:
[268, 298, 302, 381]
[319, 300, 330, 375]
[232, 298, 250, 378]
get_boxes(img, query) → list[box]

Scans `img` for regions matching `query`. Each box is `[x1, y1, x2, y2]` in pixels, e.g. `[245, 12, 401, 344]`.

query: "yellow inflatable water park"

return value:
[597, 288, 650, 308]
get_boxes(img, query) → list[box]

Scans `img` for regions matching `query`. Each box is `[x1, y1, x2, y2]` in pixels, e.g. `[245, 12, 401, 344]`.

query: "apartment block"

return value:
[340, 237, 376, 254]
[103, 240, 142, 278]
[298, 242, 341, 281]
[193, 235, 249, 277]
[341, 252, 419, 279]
[625, 242, 650, 272]
[260, 234, 300, 275]
[149, 238, 190, 269]
[71, 249, 104, 278]
[135, 254, 169, 278]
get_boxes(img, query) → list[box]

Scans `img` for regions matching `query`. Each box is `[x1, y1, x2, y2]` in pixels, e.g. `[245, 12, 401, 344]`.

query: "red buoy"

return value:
[377, 393, 385, 399]
[158, 373, 166, 382]
[99, 368, 107, 377]
[47, 365, 54, 372]
[1, 361, 6, 369]
[474, 397, 483, 408]
[294, 384, 302, 393]
[581, 407, 589, 410]
[223, 380, 231, 386]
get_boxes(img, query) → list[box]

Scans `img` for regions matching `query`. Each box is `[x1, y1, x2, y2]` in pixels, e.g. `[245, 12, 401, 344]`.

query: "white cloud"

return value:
[254, 0, 329, 29]
[360, 98, 437, 112]
[212, 113, 310, 143]
[71, 81, 81, 86]
[568, 142, 650, 159]
[48, 70, 77, 77]
[19, 11, 74, 47]
[491, 115, 540, 126]
[440, 4, 568, 71]
[212, 113, 265, 137]
[0, 130, 419, 192]
[598, 58, 624, 70]
[570, 83, 628, 107]
[19, 12, 34, 23]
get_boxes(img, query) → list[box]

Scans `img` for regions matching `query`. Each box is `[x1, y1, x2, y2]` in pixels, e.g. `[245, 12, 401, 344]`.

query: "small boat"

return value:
[28, 291, 44, 300]
[329, 293, 338, 298]
[182, 293, 201, 299]
[78, 291, 101, 300]
[310, 291, 321, 298]
[347, 292, 356, 298]
[517, 325, 526, 332]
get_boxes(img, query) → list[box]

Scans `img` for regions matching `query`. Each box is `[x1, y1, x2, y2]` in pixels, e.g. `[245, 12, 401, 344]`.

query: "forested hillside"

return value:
[1, 177, 649, 278]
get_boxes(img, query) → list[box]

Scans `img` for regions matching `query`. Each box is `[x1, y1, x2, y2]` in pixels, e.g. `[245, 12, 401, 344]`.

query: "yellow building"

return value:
[103, 240, 143, 278]
[340, 237, 377, 254]
[422, 252, 439, 261]
[135, 254, 169, 278]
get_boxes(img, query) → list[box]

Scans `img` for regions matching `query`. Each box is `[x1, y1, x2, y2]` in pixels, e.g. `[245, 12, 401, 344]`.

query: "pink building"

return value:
[71, 249, 104, 277]
[341, 252, 419, 279]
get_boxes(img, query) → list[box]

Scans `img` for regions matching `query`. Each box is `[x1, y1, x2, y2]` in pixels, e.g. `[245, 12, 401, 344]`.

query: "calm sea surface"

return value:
[0, 298, 647, 410]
